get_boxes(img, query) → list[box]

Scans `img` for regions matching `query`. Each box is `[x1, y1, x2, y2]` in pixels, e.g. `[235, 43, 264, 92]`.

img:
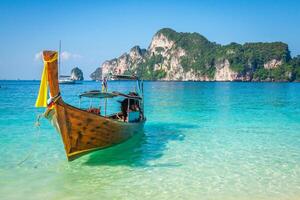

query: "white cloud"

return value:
[61, 51, 71, 60]
[60, 51, 82, 60]
[34, 51, 82, 61]
[34, 51, 43, 61]
[72, 53, 82, 59]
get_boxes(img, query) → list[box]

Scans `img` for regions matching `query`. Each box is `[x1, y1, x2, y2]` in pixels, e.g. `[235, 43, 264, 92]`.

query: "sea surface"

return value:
[0, 80, 300, 200]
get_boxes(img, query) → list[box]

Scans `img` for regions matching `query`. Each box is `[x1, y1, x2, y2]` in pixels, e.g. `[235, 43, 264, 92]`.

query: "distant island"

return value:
[90, 67, 102, 81]
[96, 28, 300, 82]
[70, 67, 84, 81]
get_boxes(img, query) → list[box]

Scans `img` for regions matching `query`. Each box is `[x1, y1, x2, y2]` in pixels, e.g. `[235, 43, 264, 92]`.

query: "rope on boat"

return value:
[17, 114, 43, 166]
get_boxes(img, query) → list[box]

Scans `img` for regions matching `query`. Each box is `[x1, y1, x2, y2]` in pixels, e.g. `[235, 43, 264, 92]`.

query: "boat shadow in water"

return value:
[83, 122, 197, 167]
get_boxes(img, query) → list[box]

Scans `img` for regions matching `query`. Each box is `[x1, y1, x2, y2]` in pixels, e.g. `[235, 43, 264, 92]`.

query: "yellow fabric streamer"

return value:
[35, 53, 58, 107]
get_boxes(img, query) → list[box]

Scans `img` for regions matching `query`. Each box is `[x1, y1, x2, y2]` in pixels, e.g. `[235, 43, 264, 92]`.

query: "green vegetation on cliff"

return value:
[157, 28, 217, 78]
[137, 54, 165, 80]
[223, 42, 290, 70]
[290, 55, 300, 81]
[105, 28, 300, 81]
[136, 28, 300, 81]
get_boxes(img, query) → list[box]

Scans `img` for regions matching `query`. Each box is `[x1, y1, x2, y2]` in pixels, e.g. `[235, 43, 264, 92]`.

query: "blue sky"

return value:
[0, 0, 300, 80]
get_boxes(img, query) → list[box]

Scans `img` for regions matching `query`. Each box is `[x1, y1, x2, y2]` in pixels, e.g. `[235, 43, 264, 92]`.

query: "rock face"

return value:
[214, 59, 237, 81]
[100, 28, 298, 81]
[70, 67, 84, 80]
[90, 67, 102, 81]
[101, 46, 146, 78]
[264, 59, 282, 69]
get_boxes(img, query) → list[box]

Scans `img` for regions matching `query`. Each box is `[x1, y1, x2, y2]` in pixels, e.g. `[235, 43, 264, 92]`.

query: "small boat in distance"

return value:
[35, 51, 146, 161]
[58, 75, 76, 84]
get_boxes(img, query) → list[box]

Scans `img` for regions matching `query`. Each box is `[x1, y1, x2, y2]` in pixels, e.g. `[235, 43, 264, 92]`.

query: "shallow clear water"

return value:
[0, 81, 300, 200]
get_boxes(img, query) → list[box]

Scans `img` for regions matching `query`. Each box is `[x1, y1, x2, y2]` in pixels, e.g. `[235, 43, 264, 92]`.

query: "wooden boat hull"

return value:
[45, 102, 145, 160]
[42, 51, 145, 160]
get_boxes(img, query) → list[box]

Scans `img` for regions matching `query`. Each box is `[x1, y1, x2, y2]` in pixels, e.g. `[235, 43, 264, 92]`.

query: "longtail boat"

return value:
[35, 50, 146, 161]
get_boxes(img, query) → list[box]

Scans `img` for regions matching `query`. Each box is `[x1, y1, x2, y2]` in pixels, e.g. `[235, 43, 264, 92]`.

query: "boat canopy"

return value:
[59, 75, 71, 78]
[111, 74, 139, 80]
[79, 90, 142, 100]
[111, 91, 142, 100]
[79, 90, 118, 99]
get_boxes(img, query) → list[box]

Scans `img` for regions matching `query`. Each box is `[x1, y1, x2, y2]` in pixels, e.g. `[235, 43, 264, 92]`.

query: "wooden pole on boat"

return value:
[127, 98, 130, 122]
[43, 50, 72, 155]
[102, 77, 108, 116]
[104, 85, 107, 116]
[58, 40, 61, 77]
[104, 98, 107, 116]
[43, 51, 60, 97]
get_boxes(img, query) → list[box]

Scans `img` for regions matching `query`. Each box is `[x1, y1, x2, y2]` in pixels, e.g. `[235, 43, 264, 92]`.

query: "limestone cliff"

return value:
[90, 67, 102, 81]
[101, 46, 146, 78]
[100, 28, 299, 82]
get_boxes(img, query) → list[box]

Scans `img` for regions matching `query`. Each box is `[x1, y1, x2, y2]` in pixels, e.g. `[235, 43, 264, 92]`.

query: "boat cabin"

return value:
[78, 75, 144, 123]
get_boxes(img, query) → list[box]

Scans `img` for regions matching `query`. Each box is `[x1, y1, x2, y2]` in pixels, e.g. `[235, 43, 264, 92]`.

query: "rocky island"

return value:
[70, 67, 84, 80]
[99, 28, 300, 82]
[90, 67, 102, 81]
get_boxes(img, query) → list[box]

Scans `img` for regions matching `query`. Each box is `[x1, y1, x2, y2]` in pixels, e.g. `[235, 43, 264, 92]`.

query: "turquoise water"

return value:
[0, 81, 300, 200]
